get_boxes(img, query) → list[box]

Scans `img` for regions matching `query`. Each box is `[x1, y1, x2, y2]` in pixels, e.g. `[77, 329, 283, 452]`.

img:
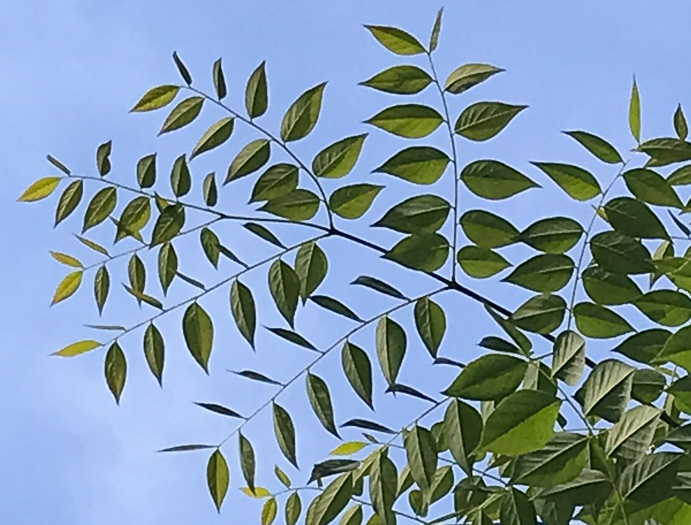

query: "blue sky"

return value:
[3, 1, 691, 524]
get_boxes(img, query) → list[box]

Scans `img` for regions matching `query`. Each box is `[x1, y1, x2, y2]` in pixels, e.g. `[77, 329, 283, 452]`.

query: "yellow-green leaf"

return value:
[18, 177, 61, 202]
[52, 339, 101, 357]
[131, 85, 180, 112]
[52, 271, 82, 305]
[207, 449, 229, 512]
[50, 251, 83, 268]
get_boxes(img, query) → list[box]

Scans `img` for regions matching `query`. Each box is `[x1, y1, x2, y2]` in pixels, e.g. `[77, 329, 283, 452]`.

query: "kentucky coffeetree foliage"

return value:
[19, 8, 691, 525]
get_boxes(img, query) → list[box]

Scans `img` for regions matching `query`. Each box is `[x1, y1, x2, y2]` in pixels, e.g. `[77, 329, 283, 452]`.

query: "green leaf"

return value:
[342, 342, 373, 409]
[365, 104, 443, 138]
[171, 51, 192, 85]
[18, 176, 61, 202]
[198, 228, 220, 268]
[226, 139, 271, 183]
[376, 317, 406, 386]
[238, 432, 256, 494]
[52, 271, 82, 306]
[339, 505, 363, 525]
[115, 196, 151, 242]
[518, 218, 583, 254]
[203, 172, 218, 207]
[444, 400, 482, 475]
[260, 189, 320, 221]
[668, 165, 691, 186]
[330, 442, 367, 456]
[623, 168, 683, 208]
[477, 389, 560, 456]
[443, 354, 527, 401]
[604, 197, 668, 239]
[605, 405, 660, 462]
[373, 146, 449, 185]
[104, 342, 126, 404]
[675, 104, 689, 141]
[631, 368, 665, 404]
[590, 231, 654, 274]
[76, 235, 109, 256]
[262, 498, 277, 525]
[639, 138, 691, 167]
[618, 453, 680, 505]
[273, 403, 298, 468]
[250, 163, 298, 203]
[655, 324, 691, 372]
[573, 302, 633, 338]
[54, 180, 83, 226]
[143, 323, 164, 386]
[242, 222, 283, 249]
[50, 251, 83, 268]
[539, 469, 610, 505]
[564, 130, 623, 164]
[151, 204, 185, 246]
[159, 96, 204, 134]
[281, 83, 326, 142]
[191, 117, 234, 159]
[233, 369, 282, 386]
[383, 233, 449, 272]
[329, 184, 383, 219]
[531, 162, 601, 201]
[479, 336, 521, 354]
[581, 359, 634, 421]
[96, 140, 111, 176]
[307, 373, 339, 438]
[634, 290, 691, 326]
[212, 58, 226, 100]
[404, 426, 437, 492]
[295, 241, 327, 302]
[269, 259, 300, 327]
[364, 25, 425, 55]
[310, 295, 361, 322]
[285, 492, 301, 525]
[429, 7, 443, 52]
[93, 265, 109, 313]
[512, 432, 589, 487]
[82, 187, 116, 232]
[552, 330, 585, 386]
[582, 266, 642, 305]
[207, 449, 229, 512]
[629, 77, 641, 142]
[510, 294, 566, 334]
[369, 452, 397, 524]
[414, 297, 446, 358]
[461, 160, 539, 200]
[307, 473, 353, 525]
[246, 61, 268, 118]
[158, 243, 177, 294]
[231, 280, 256, 348]
[46, 154, 71, 175]
[373, 195, 449, 234]
[455, 102, 527, 141]
[460, 210, 519, 249]
[135, 153, 156, 189]
[130, 85, 179, 112]
[500, 488, 536, 525]
[267, 327, 316, 351]
[351, 276, 406, 300]
[445, 63, 504, 94]
[312, 134, 367, 179]
[128, 254, 146, 299]
[614, 329, 671, 365]
[183, 302, 213, 373]
[361, 65, 432, 95]
[457, 245, 511, 278]
[52, 339, 101, 357]
[170, 154, 191, 197]
[503, 254, 574, 293]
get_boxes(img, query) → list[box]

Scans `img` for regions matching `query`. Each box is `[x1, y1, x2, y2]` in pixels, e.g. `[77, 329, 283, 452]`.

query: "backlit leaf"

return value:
[564, 130, 623, 164]
[183, 302, 213, 372]
[207, 449, 229, 512]
[342, 342, 374, 409]
[158, 243, 177, 294]
[457, 245, 511, 278]
[500, 488, 536, 525]
[580, 359, 634, 421]
[269, 259, 300, 327]
[104, 342, 126, 404]
[329, 184, 382, 219]
[50, 251, 82, 268]
[510, 294, 566, 334]
[414, 297, 446, 358]
[246, 61, 268, 118]
[361, 65, 432, 95]
[260, 189, 320, 221]
[443, 354, 527, 401]
[231, 280, 256, 348]
[455, 102, 526, 141]
[143, 323, 164, 386]
[295, 241, 327, 301]
[364, 25, 425, 55]
[226, 139, 271, 183]
[307, 372, 339, 438]
[52, 339, 101, 357]
[573, 302, 633, 338]
[94, 265, 109, 313]
[518, 217, 583, 254]
[250, 163, 299, 203]
[82, 187, 116, 232]
[151, 204, 185, 246]
[191, 117, 234, 159]
[605, 405, 660, 461]
[54, 180, 83, 226]
[366, 104, 443, 138]
[373, 146, 449, 185]
[130, 85, 179, 112]
[376, 317, 406, 386]
[383, 233, 449, 272]
[552, 330, 585, 386]
[281, 83, 326, 142]
[273, 403, 298, 468]
[503, 254, 574, 293]
[52, 271, 82, 306]
[460, 210, 519, 248]
[115, 196, 151, 242]
[461, 160, 539, 200]
[445, 63, 503, 94]
[629, 77, 641, 142]
[18, 176, 61, 202]
[532, 162, 601, 201]
[312, 134, 367, 178]
[512, 432, 588, 487]
[373, 195, 450, 234]
[634, 290, 691, 326]
[159, 96, 203, 134]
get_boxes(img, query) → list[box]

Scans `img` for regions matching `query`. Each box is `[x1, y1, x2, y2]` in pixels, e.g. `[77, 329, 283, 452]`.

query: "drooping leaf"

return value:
[366, 104, 443, 138]
[307, 373, 339, 438]
[93, 265, 109, 313]
[261, 498, 277, 525]
[191, 117, 234, 159]
[369, 451, 398, 524]
[295, 241, 327, 302]
[306, 473, 353, 525]
[455, 102, 527, 141]
[350, 276, 406, 300]
[260, 189, 320, 221]
[518, 218, 583, 254]
[285, 492, 301, 525]
[82, 187, 116, 232]
[251, 163, 299, 203]
[238, 432, 256, 494]
[130, 85, 179, 112]
[444, 400, 482, 475]
[552, 330, 585, 386]
[210, 58, 226, 100]
[242, 222, 284, 249]
[151, 204, 185, 247]
[573, 302, 633, 339]
[104, 342, 126, 404]
[618, 453, 681, 505]
[361, 65, 432, 95]
[268, 259, 300, 327]
[312, 134, 367, 179]
[457, 245, 511, 278]
[52, 271, 83, 306]
[531, 162, 601, 201]
[18, 176, 61, 202]
[342, 342, 373, 409]
[182, 302, 214, 373]
[195, 402, 243, 419]
[226, 139, 271, 183]
[207, 449, 229, 512]
[461, 160, 539, 200]
[75, 235, 109, 256]
[266, 327, 317, 351]
[604, 197, 668, 239]
[414, 297, 446, 358]
[460, 210, 519, 248]
[310, 295, 361, 322]
[539, 469, 610, 505]
[580, 359, 634, 421]
[54, 180, 83, 226]
[233, 370, 283, 386]
[159, 96, 204, 135]
[329, 184, 383, 219]
[281, 83, 326, 142]
[445, 63, 503, 94]
[373, 147, 449, 185]
[158, 444, 214, 453]
[503, 254, 574, 293]
[230, 280, 256, 348]
[564, 130, 623, 164]
[510, 294, 566, 334]
[631, 368, 665, 404]
[273, 403, 298, 468]
[376, 317, 406, 387]
[128, 253, 146, 299]
[383, 233, 449, 272]
[143, 323, 165, 386]
[403, 426, 437, 492]
[590, 231, 654, 274]
[52, 339, 101, 357]
[115, 196, 151, 242]
[364, 25, 425, 55]
[157, 243, 177, 294]
[443, 354, 527, 400]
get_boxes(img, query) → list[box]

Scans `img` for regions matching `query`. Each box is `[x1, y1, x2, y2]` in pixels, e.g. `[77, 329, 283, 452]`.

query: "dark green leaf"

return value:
[404, 426, 437, 492]
[590, 231, 654, 274]
[104, 342, 126, 404]
[243, 222, 284, 248]
[373, 195, 449, 234]
[634, 290, 691, 326]
[604, 197, 668, 239]
[94, 265, 109, 314]
[82, 187, 116, 232]
[266, 327, 316, 351]
[429, 8, 443, 52]
[500, 488, 536, 525]
[532, 162, 601, 201]
[260, 189, 320, 221]
[629, 77, 641, 142]
[374, 146, 449, 185]
[238, 432, 256, 494]
[510, 294, 566, 334]
[369, 451, 397, 524]
[195, 402, 243, 419]
[518, 218, 583, 254]
[251, 163, 298, 203]
[233, 370, 282, 386]
[203, 172, 218, 206]
[170, 154, 191, 197]
[342, 342, 373, 409]
[55, 180, 83, 226]
[539, 469, 610, 505]
[329, 184, 383, 219]
[623, 168, 683, 208]
[614, 329, 671, 365]
[364, 25, 425, 55]
[582, 266, 642, 305]
[455, 102, 526, 141]
[273, 403, 298, 468]
[295, 241, 327, 301]
[312, 134, 367, 179]
[618, 453, 680, 504]
[461, 160, 539, 200]
[96, 140, 112, 176]
[47, 154, 71, 175]
[158, 444, 214, 453]
[457, 245, 511, 278]
[172, 51, 192, 85]
[158, 243, 177, 294]
[376, 317, 406, 386]
[383, 233, 449, 272]
[552, 330, 585, 386]
[361, 65, 432, 95]
[226, 139, 271, 183]
[143, 323, 164, 386]
[285, 492, 301, 525]
[159, 96, 203, 134]
[512, 432, 589, 487]
[605, 405, 660, 462]
[207, 449, 229, 512]
[307, 372, 339, 438]
[350, 276, 406, 300]
[414, 297, 446, 358]
[503, 254, 574, 293]
[310, 295, 361, 321]
[137, 153, 156, 188]
[115, 196, 151, 242]
[269, 259, 300, 327]
[128, 254, 146, 300]
[246, 61, 268, 118]
[580, 359, 634, 421]
[443, 354, 527, 401]
[151, 204, 185, 247]
[281, 83, 326, 142]
[190, 117, 234, 159]
[212, 58, 227, 100]
[564, 130, 622, 164]
[231, 280, 256, 348]
[444, 400, 482, 475]
[460, 210, 519, 248]
[445, 63, 503, 94]
[631, 368, 665, 404]
[182, 302, 213, 373]
[639, 138, 691, 167]
[573, 302, 633, 338]
[366, 104, 443, 138]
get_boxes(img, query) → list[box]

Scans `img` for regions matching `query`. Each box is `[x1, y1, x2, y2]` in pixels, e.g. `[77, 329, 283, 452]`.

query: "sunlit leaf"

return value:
[460, 210, 519, 248]
[260, 189, 320, 221]
[361, 65, 432, 95]
[54, 180, 83, 226]
[383, 233, 449, 272]
[404, 426, 437, 492]
[82, 187, 116, 232]
[364, 25, 425, 55]
[461, 160, 539, 200]
[373, 146, 449, 185]
[580, 359, 634, 421]
[512, 432, 588, 487]
[532, 162, 601, 201]
[445, 63, 503, 94]
[444, 400, 482, 475]
[573, 302, 633, 338]
[518, 217, 583, 254]
[250, 163, 299, 203]
[373, 195, 450, 234]
[329, 184, 383, 219]
[191, 117, 234, 159]
[629, 77, 641, 142]
[159, 96, 204, 134]
[52, 271, 82, 306]
[510, 294, 566, 334]
[457, 245, 511, 278]
[366, 104, 443, 138]
[207, 449, 229, 512]
[281, 83, 326, 142]
[226, 139, 271, 183]
[312, 134, 367, 179]
[455, 102, 526, 141]
[634, 290, 691, 326]
[552, 330, 585, 386]
[130, 85, 179, 112]
[605, 405, 660, 461]
[503, 254, 574, 293]
[52, 339, 101, 357]
[443, 354, 527, 401]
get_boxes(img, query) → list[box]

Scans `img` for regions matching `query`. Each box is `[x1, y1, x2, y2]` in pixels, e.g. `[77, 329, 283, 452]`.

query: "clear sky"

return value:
[2, 1, 691, 524]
